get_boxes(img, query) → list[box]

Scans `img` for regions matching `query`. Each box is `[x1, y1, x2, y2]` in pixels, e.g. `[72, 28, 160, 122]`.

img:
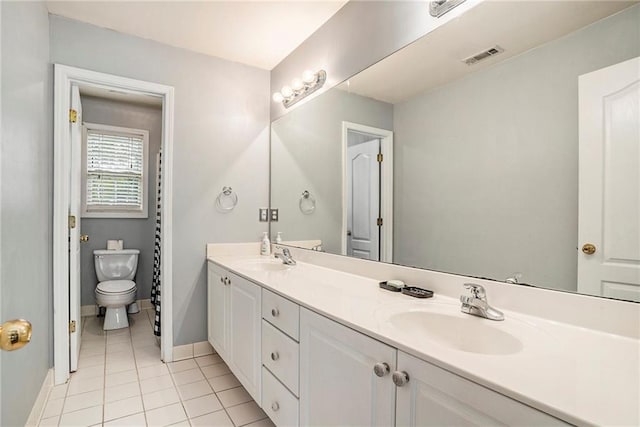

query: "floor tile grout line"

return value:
[196, 364, 239, 427]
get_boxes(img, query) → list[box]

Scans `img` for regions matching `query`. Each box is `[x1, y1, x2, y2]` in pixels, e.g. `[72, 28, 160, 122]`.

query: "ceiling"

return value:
[46, 1, 347, 70]
[339, 1, 637, 104]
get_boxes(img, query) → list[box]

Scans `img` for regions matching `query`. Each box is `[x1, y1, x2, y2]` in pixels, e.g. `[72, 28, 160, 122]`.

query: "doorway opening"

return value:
[341, 122, 393, 263]
[53, 65, 175, 385]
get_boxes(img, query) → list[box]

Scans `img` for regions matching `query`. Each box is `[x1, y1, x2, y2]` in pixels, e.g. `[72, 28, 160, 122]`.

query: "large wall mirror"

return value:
[270, 1, 640, 302]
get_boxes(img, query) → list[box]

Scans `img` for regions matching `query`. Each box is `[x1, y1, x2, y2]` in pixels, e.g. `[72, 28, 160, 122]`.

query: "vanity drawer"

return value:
[262, 367, 299, 427]
[262, 320, 299, 396]
[262, 289, 299, 340]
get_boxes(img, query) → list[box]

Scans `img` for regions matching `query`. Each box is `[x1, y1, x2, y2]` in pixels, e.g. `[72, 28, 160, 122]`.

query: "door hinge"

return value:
[69, 109, 78, 123]
[68, 215, 76, 229]
[69, 320, 76, 333]
[377, 217, 383, 227]
[377, 153, 383, 163]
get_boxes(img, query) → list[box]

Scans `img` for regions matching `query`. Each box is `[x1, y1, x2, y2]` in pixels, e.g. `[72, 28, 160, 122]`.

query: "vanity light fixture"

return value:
[272, 69, 327, 108]
[429, 0, 466, 17]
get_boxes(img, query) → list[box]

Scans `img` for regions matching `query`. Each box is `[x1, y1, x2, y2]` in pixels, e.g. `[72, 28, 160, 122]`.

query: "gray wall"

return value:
[271, 89, 392, 253]
[270, 0, 479, 120]
[1, 1, 52, 425]
[79, 96, 162, 306]
[393, 5, 640, 291]
[50, 15, 270, 345]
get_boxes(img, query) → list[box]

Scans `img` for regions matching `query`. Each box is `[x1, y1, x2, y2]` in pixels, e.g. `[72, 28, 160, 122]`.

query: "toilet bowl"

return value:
[95, 280, 137, 330]
[94, 249, 140, 330]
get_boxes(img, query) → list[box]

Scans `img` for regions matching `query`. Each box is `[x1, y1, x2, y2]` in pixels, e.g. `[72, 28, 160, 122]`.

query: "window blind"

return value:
[86, 130, 144, 210]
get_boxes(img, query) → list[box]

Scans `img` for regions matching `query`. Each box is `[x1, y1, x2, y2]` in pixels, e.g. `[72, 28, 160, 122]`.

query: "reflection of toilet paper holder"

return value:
[107, 240, 124, 250]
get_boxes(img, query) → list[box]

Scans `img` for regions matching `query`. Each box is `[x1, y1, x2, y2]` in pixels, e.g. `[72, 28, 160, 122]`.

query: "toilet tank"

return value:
[94, 249, 140, 282]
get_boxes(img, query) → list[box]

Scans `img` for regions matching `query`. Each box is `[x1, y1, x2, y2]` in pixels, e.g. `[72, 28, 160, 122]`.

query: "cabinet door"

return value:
[207, 262, 228, 357]
[300, 308, 396, 426]
[229, 273, 262, 404]
[395, 351, 568, 427]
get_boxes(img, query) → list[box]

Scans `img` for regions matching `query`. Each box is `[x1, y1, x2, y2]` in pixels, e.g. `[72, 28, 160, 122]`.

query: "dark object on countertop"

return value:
[379, 281, 403, 292]
[402, 286, 434, 299]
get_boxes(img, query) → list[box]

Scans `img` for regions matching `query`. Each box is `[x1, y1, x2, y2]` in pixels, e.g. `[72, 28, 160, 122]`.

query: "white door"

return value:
[347, 139, 380, 260]
[395, 351, 566, 426]
[207, 262, 228, 357]
[299, 308, 396, 426]
[578, 57, 640, 302]
[228, 274, 262, 404]
[69, 85, 82, 371]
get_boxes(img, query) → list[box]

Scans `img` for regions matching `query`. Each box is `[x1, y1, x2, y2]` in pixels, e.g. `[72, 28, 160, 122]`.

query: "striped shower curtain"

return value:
[151, 151, 162, 336]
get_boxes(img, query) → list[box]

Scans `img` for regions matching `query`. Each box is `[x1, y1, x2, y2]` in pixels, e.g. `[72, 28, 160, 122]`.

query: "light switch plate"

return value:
[270, 208, 279, 222]
[259, 208, 269, 222]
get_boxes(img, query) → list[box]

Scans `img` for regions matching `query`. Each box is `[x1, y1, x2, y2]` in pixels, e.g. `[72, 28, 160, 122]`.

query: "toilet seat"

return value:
[95, 280, 137, 331]
[96, 280, 136, 294]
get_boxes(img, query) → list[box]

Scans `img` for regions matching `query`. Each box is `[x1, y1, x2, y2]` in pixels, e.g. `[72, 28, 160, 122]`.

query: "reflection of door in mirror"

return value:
[578, 56, 640, 302]
[342, 122, 394, 262]
[347, 137, 380, 261]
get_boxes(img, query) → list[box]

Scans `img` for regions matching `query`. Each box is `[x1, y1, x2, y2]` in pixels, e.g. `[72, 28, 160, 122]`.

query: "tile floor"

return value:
[38, 309, 272, 427]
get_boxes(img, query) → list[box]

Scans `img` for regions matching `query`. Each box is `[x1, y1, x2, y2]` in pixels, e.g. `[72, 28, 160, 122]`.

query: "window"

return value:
[82, 123, 149, 218]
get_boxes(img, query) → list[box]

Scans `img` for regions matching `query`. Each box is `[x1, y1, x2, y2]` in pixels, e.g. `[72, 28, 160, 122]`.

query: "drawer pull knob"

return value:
[271, 402, 280, 412]
[220, 277, 224, 283]
[271, 308, 279, 317]
[392, 371, 410, 387]
[271, 352, 279, 361]
[373, 362, 390, 377]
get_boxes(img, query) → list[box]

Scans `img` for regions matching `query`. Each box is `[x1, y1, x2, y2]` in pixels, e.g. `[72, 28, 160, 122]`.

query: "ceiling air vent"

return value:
[463, 46, 504, 66]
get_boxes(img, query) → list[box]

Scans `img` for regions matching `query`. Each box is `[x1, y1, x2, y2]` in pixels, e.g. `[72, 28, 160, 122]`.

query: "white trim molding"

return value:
[53, 64, 175, 385]
[25, 369, 54, 427]
[341, 121, 394, 263]
[173, 341, 216, 361]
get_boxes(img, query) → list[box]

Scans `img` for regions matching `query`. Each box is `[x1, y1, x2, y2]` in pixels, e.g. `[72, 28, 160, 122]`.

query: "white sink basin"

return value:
[389, 310, 523, 355]
[241, 259, 291, 272]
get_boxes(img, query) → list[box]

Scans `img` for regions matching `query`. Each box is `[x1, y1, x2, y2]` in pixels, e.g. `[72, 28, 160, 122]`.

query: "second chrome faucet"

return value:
[460, 283, 504, 321]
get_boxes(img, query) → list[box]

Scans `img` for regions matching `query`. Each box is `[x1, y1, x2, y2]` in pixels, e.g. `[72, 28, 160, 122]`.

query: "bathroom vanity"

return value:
[206, 243, 640, 427]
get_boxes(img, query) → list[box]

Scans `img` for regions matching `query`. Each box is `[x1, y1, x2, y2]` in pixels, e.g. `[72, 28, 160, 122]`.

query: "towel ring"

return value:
[216, 186, 238, 212]
[299, 190, 316, 215]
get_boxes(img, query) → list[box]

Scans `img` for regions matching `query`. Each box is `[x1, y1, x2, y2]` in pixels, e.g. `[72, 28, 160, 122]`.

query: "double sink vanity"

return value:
[206, 243, 640, 427]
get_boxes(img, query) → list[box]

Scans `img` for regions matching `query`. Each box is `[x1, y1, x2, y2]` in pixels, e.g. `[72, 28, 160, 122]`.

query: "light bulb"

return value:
[272, 92, 284, 103]
[291, 78, 304, 91]
[302, 70, 316, 84]
[281, 85, 293, 98]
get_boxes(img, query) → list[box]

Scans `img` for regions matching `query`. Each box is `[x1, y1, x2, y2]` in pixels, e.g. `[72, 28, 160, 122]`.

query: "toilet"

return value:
[93, 249, 140, 330]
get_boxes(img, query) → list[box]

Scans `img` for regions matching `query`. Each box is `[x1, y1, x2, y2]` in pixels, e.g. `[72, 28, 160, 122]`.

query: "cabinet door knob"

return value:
[271, 402, 280, 412]
[271, 351, 279, 361]
[392, 371, 410, 387]
[220, 277, 224, 283]
[271, 308, 279, 317]
[373, 362, 390, 377]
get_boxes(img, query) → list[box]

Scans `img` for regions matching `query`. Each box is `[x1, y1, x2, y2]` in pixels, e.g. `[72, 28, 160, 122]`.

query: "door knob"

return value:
[347, 230, 352, 236]
[80, 234, 89, 243]
[582, 243, 596, 255]
[0, 319, 32, 351]
[373, 362, 390, 377]
[392, 370, 410, 387]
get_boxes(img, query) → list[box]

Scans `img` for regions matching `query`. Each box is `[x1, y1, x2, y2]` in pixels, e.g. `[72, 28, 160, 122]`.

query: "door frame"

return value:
[53, 64, 175, 384]
[341, 121, 393, 263]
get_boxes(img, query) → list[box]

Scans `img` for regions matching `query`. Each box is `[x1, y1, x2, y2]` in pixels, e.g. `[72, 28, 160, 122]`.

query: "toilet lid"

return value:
[96, 280, 136, 294]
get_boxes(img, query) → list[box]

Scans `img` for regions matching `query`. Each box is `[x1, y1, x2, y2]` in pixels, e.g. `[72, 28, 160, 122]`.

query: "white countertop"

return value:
[207, 251, 640, 426]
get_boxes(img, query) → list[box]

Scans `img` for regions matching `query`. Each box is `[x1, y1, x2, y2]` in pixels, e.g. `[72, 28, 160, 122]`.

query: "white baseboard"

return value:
[26, 368, 54, 427]
[173, 340, 215, 361]
[81, 298, 153, 317]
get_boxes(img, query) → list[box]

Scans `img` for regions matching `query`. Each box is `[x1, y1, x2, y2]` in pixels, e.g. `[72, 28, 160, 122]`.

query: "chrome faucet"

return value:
[274, 246, 296, 266]
[460, 283, 504, 321]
